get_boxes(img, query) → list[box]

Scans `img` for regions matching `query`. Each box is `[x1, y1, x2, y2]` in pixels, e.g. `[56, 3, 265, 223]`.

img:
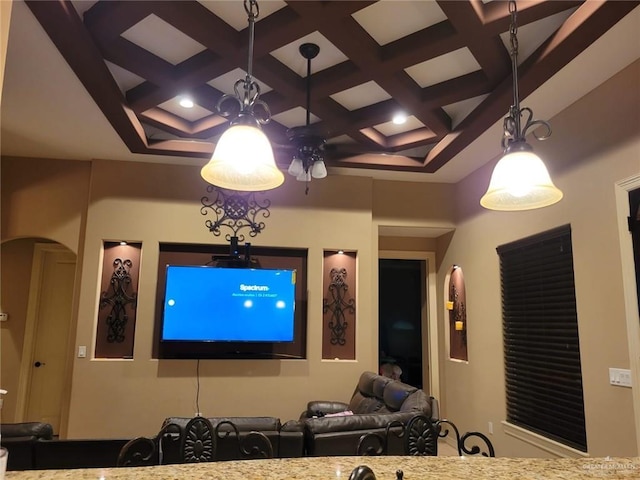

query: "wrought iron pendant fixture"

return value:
[480, 0, 563, 211]
[200, 0, 284, 192]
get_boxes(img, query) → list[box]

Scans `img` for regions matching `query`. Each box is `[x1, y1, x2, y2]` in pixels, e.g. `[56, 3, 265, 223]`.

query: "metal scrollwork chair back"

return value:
[356, 420, 406, 456]
[214, 420, 274, 459]
[436, 419, 495, 457]
[117, 423, 181, 467]
[404, 414, 438, 456]
[182, 416, 216, 463]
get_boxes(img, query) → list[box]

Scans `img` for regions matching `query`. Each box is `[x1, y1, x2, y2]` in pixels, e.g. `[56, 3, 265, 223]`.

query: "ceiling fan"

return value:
[281, 42, 328, 193]
[274, 43, 427, 192]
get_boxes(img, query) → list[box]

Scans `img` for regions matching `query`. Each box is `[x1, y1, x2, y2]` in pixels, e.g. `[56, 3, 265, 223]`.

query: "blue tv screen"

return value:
[161, 265, 296, 343]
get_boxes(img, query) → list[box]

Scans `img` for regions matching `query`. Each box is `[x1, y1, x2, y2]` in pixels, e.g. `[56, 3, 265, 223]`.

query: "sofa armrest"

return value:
[303, 412, 413, 435]
[1, 422, 54, 441]
[301, 401, 350, 420]
[279, 420, 305, 458]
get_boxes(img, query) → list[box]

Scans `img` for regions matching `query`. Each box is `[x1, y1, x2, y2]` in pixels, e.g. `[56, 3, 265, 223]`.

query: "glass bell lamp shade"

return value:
[201, 124, 284, 191]
[311, 160, 327, 179]
[480, 142, 563, 211]
[288, 157, 304, 177]
[296, 170, 311, 182]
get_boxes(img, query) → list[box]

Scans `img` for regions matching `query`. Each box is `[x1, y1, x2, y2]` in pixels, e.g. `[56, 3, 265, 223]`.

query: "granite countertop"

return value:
[6, 456, 640, 479]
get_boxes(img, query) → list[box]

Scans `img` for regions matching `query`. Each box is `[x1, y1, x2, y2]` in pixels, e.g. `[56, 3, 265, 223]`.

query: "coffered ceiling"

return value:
[2, 1, 639, 183]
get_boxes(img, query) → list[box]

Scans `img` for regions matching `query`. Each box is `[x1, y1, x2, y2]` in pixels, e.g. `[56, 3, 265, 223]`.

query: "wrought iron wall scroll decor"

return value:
[323, 267, 355, 346]
[200, 185, 271, 243]
[99, 258, 138, 343]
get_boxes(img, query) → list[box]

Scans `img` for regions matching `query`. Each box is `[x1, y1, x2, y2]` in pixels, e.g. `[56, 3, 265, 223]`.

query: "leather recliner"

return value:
[299, 371, 439, 456]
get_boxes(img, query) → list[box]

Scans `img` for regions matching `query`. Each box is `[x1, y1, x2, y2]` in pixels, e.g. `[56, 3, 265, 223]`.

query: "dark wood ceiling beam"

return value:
[387, 129, 439, 150]
[422, 0, 637, 173]
[318, 14, 452, 139]
[140, 107, 231, 141]
[176, 83, 219, 116]
[111, 1, 375, 137]
[256, 1, 374, 54]
[140, 109, 198, 138]
[25, 0, 149, 153]
[326, 152, 427, 172]
[437, 1, 511, 85]
[82, 1, 154, 43]
[100, 37, 177, 86]
[115, 6, 252, 116]
[145, 139, 213, 158]
[480, 0, 583, 31]
[301, 62, 370, 100]
[125, 1, 369, 115]
[152, 1, 241, 52]
[25, 0, 215, 160]
[378, 72, 452, 137]
[422, 71, 492, 108]
[380, 20, 466, 71]
[123, 3, 317, 119]
[127, 55, 237, 113]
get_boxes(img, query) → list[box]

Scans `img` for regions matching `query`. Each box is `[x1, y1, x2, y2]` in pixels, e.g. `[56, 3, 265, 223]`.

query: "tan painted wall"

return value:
[1, 157, 89, 425]
[67, 161, 381, 438]
[0, 156, 91, 253]
[438, 60, 640, 457]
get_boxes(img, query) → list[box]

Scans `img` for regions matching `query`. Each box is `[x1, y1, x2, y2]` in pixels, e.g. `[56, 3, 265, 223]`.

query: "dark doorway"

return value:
[629, 188, 640, 315]
[378, 259, 424, 388]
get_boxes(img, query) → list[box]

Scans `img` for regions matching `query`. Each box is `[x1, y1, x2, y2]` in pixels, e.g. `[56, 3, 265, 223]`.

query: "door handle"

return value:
[34, 361, 45, 367]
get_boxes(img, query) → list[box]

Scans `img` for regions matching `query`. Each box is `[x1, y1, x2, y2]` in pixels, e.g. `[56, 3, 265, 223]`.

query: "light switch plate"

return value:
[609, 367, 632, 387]
[78, 345, 87, 358]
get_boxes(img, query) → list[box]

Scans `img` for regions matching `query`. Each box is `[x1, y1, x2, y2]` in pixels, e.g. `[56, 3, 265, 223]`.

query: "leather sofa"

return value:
[1, 422, 132, 471]
[1, 422, 54, 470]
[299, 371, 439, 456]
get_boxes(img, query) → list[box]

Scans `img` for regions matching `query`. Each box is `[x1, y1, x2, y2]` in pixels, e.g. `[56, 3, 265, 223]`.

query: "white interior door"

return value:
[23, 244, 76, 433]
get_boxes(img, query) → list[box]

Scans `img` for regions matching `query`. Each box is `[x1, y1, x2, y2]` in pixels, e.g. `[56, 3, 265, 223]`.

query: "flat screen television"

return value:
[158, 265, 299, 359]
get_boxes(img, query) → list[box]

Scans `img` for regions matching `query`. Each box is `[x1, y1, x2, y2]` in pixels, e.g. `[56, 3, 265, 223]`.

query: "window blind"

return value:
[497, 224, 587, 452]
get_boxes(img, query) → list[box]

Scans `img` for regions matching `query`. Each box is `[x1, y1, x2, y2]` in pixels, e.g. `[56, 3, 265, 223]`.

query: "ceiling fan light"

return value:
[480, 146, 563, 211]
[201, 124, 284, 191]
[296, 170, 311, 182]
[311, 160, 327, 179]
[288, 157, 304, 177]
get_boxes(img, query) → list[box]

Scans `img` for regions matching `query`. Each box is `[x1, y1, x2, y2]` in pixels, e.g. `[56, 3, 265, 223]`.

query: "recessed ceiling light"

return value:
[392, 112, 407, 125]
[179, 97, 194, 108]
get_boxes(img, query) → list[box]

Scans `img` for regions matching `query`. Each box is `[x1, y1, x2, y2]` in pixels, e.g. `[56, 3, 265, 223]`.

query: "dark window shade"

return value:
[498, 224, 587, 452]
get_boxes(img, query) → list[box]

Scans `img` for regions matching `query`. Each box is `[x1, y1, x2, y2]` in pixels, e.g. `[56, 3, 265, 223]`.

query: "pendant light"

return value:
[200, 0, 284, 192]
[480, 0, 563, 211]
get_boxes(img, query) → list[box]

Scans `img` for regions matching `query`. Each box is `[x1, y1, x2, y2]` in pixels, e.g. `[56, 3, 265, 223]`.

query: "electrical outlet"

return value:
[609, 367, 632, 387]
